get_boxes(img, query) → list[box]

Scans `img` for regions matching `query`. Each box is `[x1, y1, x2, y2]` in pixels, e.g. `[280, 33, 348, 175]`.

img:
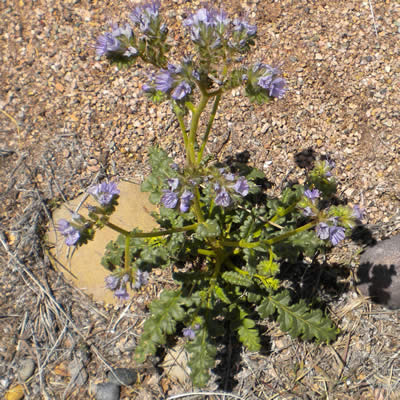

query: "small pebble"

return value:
[107, 368, 137, 386]
[95, 382, 120, 400]
[18, 358, 35, 382]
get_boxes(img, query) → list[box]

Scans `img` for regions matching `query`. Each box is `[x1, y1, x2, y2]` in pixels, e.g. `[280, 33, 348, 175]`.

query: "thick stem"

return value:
[192, 186, 205, 223]
[124, 235, 131, 274]
[188, 92, 210, 167]
[221, 221, 317, 249]
[174, 105, 191, 164]
[96, 219, 198, 238]
[197, 93, 221, 164]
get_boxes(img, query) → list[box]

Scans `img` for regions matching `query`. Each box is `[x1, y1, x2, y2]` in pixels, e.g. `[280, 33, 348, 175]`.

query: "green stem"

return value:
[197, 93, 221, 164]
[227, 260, 274, 290]
[100, 220, 198, 238]
[174, 106, 194, 164]
[269, 202, 298, 224]
[221, 221, 317, 249]
[192, 186, 205, 223]
[188, 92, 210, 167]
[198, 249, 216, 256]
[264, 222, 316, 245]
[124, 235, 131, 274]
[207, 249, 225, 309]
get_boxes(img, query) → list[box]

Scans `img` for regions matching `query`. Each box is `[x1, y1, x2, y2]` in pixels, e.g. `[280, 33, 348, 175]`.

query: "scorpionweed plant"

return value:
[58, 1, 365, 386]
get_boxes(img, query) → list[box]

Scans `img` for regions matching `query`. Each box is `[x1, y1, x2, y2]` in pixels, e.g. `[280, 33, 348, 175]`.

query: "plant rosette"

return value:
[56, 2, 365, 387]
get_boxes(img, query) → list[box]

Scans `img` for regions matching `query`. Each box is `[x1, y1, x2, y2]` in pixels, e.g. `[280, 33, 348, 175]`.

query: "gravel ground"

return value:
[1, 0, 399, 399]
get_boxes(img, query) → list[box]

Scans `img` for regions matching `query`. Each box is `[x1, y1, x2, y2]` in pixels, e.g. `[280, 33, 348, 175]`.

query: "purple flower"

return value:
[111, 23, 133, 39]
[155, 70, 174, 93]
[353, 205, 365, 220]
[192, 70, 200, 81]
[183, 327, 196, 340]
[134, 269, 149, 289]
[88, 181, 120, 206]
[114, 287, 130, 301]
[303, 206, 315, 217]
[183, 8, 222, 47]
[172, 81, 192, 100]
[142, 82, 153, 93]
[257, 75, 273, 90]
[215, 188, 231, 207]
[316, 222, 346, 246]
[323, 159, 335, 177]
[304, 188, 320, 200]
[167, 178, 180, 191]
[130, 1, 160, 33]
[184, 8, 215, 29]
[124, 46, 138, 57]
[180, 190, 194, 212]
[161, 190, 179, 208]
[256, 64, 287, 99]
[232, 19, 257, 36]
[96, 33, 121, 56]
[57, 219, 80, 246]
[212, 9, 230, 28]
[167, 63, 182, 74]
[105, 275, 119, 291]
[222, 170, 235, 181]
[329, 226, 346, 246]
[316, 222, 330, 240]
[233, 177, 249, 196]
[268, 77, 286, 98]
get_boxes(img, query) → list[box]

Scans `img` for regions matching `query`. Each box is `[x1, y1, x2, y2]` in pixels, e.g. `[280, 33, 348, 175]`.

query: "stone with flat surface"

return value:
[47, 181, 157, 304]
[357, 234, 400, 310]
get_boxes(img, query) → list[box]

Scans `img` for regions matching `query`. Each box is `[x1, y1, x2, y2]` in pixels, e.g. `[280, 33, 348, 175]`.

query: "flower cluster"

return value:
[105, 274, 130, 300]
[161, 178, 194, 212]
[96, 23, 138, 57]
[213, 170, 249, 207]
[183, 8, 228, 50]
[183, 7, 256, 53]
[316, 221, 346, 246]
[88, 181, 120, 206]
[302, 188, 320, 216]
[105, 269, 149, 300]
[183, 324, 200, 340]
[144, 63, 194, 101]
[245, 63, 286, 99]
[57, 218, 81, 246]
[160, 170, 249, 211]
[130, 0, 164, 36]
[133, 269, 150, 289]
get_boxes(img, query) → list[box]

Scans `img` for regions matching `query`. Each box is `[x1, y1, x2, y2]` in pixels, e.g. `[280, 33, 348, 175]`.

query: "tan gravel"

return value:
[1, 0, 399, 398]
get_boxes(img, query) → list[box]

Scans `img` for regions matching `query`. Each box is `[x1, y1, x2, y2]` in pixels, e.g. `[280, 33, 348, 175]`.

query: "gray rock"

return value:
[107, 368, 137, 386]
[95, 382, 120, 400]
[18, 358, 36, 382]
[357, 234, 400, 309]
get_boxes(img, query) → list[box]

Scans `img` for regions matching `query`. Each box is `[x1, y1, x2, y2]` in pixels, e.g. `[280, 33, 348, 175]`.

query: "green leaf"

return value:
[195, 219, 221, 239]
[186, 328, 217, 387]
[222, 271, 253, 288]
[237, 318, 261, 351]
[214, 285, 231, 304]
[135, 290, 187, 363]
[257, 259, 280, 277]
[257, 290, 338, 342]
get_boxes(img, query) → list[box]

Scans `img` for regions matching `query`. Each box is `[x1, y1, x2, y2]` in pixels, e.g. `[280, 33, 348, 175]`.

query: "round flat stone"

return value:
[47, 182, 157, 304]
[357, 234, 400, 309]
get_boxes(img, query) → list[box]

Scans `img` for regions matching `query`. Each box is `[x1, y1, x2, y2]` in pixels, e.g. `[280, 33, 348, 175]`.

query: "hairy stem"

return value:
[197, 93, 221, 164]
